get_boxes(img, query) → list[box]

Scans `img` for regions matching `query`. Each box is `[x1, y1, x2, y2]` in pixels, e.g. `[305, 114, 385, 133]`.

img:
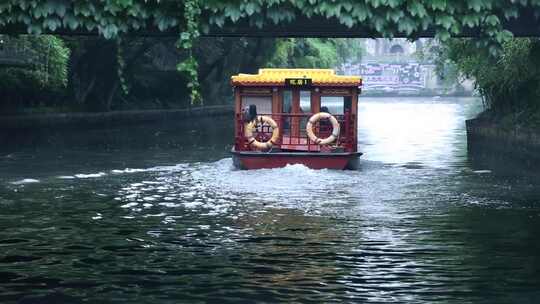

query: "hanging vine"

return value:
[176, 0, 202, 105]
[116, 37, 129, 95]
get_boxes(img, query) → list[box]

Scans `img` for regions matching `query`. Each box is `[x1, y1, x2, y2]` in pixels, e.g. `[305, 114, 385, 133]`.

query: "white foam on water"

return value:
[11, 178, 40, 185]
[75, 172, 107, 178]
[113, 158, 362, 219]
[110, 163, 190, 175]
[189, 158, 357, 204]
[158, 202, 181, 207]
[121, 202, 139, 208]
[183, 201, 204, 208]
[180, 191, 196, 198]
[473, 170, 492, 174]
[111, 168, 148, 174]
[144, 213, 167, 217]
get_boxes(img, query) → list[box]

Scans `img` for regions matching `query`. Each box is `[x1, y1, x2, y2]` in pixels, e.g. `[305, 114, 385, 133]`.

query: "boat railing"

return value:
[235, 111, 356, 152]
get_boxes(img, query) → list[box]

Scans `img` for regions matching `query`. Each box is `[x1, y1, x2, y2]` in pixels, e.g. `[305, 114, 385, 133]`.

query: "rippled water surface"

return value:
[1, 97, 540, 303]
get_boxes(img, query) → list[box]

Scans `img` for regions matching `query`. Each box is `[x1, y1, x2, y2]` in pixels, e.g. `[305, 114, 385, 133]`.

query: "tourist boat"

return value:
[230, 68, 362, 170]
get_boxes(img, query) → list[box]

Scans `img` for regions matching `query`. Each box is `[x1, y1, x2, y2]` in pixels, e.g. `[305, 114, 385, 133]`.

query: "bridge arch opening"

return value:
[389, 44, 404, 54]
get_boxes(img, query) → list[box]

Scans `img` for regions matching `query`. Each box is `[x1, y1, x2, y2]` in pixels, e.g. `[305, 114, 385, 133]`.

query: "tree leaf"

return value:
[407, 2, 427, 18]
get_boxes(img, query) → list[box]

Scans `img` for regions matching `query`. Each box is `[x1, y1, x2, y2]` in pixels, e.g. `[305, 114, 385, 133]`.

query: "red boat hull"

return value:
[231, 149, 362, 170]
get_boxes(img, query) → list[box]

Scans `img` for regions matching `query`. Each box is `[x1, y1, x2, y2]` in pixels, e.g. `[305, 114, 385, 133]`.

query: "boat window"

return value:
[300, 90, 311, 113]
[282, 90, 293, 135]
[299, 90, 311, 134]
[282, 90, 292, 113]
[321, 96, 344, 115]
[320, 96, 352, 115]
[242, 96, 272, 114]
[344, 96, 352, 113]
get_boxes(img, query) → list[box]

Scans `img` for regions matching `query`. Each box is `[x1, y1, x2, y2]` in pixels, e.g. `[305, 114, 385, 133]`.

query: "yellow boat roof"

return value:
[231, 68, 362, 87]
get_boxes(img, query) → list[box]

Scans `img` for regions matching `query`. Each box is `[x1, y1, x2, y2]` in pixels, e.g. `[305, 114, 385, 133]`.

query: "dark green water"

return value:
[1, 97, 540, 303]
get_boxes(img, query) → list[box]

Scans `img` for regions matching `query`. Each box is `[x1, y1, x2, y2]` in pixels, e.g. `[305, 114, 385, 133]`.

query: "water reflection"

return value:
[1, 97, 540, 303]
[359, 97, 471, 167]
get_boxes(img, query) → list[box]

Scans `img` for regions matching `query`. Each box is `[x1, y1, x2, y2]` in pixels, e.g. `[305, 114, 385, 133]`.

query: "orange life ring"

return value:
[306, 112, 340, 145]
[244, 116, 280, 150]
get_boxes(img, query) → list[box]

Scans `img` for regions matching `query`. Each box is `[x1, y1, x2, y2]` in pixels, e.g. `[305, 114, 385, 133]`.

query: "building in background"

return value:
[340, 38, 473, 96]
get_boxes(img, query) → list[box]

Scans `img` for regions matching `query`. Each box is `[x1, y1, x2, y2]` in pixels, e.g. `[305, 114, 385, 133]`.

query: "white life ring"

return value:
[244, 115, 280, 150]
[306, 112, 340, 145]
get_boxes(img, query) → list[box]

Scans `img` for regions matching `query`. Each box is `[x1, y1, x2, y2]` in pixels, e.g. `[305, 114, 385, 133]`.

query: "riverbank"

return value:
[466, 117, 540, 164]
[0, 105, 233, 130]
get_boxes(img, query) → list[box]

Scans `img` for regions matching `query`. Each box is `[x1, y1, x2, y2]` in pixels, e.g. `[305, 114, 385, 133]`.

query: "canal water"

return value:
[1, 97, 540, 303]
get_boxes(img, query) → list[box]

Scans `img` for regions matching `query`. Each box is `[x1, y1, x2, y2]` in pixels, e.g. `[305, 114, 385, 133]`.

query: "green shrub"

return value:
[0, 35, 70, 112]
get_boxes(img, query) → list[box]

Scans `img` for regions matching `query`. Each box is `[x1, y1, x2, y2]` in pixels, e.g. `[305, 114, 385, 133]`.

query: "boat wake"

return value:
[108, 158, 366, 219]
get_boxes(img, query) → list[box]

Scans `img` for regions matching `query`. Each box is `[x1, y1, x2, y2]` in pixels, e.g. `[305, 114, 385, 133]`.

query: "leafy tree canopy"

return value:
[0, 34, 69, 89]
[437, 38, 540, 129]
[0, 1, 529, 41]
[266, 38, 362, 69]
[0, 34, 69, 112]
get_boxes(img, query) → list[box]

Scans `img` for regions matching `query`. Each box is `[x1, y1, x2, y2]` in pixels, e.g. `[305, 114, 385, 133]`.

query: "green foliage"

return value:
[0, 35, 70, 112]
[176, 0, 202, 105]
[0, 34, 70, 90]
[335, 39, 364, 65]
[439, 38, 540, 128]
[266, 38, 362, 69]
[266, 38, 334, 68]
[116, 38, 129, 95]
[416, 39, 461, 87]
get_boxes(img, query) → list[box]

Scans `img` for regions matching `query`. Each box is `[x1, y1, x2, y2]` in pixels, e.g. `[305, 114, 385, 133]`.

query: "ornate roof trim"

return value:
[231, 68, 361, 87]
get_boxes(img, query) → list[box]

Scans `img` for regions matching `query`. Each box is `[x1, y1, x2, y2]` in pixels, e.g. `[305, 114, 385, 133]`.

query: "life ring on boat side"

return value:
[244, 115, 280, 150]
[306, 112, 340, 145]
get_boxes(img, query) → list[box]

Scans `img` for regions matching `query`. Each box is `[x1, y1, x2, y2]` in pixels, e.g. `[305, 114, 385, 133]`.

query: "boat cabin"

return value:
[231, 68, 362, 170]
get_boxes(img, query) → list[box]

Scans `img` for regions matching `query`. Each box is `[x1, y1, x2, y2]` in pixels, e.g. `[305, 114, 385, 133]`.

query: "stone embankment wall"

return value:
[466, 118, 540, 161]
[0, 105, 233, 130]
